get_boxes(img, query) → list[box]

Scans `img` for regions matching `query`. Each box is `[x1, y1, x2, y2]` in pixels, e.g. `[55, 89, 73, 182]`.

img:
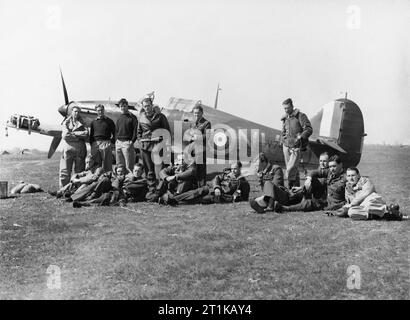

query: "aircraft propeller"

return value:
[47, 68, 69, 158]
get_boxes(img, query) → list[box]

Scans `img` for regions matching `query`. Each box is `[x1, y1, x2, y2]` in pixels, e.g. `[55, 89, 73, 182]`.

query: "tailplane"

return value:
[309, 98, 366, 168]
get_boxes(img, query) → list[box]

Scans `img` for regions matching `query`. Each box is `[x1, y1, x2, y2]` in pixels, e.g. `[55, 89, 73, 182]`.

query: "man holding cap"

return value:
[90, 104, 116, 172]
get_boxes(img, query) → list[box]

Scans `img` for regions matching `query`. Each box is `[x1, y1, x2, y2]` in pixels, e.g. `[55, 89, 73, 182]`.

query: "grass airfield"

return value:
[0, 145, 409, 299]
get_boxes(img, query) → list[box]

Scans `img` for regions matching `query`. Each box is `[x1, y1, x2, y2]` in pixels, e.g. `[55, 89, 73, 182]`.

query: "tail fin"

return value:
[309, 99, 365, 167]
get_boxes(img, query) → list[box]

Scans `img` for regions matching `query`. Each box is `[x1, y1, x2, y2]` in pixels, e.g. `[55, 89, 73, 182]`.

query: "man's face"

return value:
[231, 164, 241, 177]
[133, 166, 143, 178]
[193, 108, 203, 122]
[96, 107, 104, 118]
[72, 108, 80, 120]
[120, 103, 129, 114]
[143, 101, 153, 114]
[283, 103, 294, 115]
[85, 158, 93, 170]
[259, 153, 267, 162]
[319, 155, 329, 169]
[329, 160, 342, 175]
[346, 170, 360, 185]
[116, 167, 125, 177]
[153, 105, 161, 114]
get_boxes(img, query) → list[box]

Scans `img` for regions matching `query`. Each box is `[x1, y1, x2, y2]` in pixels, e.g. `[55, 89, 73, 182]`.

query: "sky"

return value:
[0, 0, 409, 151]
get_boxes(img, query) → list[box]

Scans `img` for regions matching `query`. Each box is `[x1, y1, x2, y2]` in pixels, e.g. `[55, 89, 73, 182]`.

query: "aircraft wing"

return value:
[5, 114, 63, 158]
[5, 114, 62, 138]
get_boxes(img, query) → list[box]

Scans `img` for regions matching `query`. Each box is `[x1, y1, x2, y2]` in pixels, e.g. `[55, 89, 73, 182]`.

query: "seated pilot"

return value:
[123, 163, 148, 202]
[157, 153, 206, 205]
[249, 164, 303, 213]
[333, 167, 406, 221]
[50, 155, 102, 198]
[202, 161, 250, 204]
[72, 164, 129, 207]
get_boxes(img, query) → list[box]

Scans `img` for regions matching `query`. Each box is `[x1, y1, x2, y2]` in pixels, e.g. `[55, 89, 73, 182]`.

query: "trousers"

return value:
[282, 145, 301, 188]
[116, 140, 136, 172]
[59, 141, 86, 188]
[91, 140, 113, 173]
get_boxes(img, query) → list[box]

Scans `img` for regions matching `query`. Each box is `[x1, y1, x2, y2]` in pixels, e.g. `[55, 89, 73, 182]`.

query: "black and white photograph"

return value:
[0, 0, 409, 303]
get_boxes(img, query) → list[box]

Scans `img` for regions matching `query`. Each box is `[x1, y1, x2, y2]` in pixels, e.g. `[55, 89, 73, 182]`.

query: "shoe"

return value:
[249, 198, 266, 214]
[72, 201, 82, 208]
[273, 201, 283, 213]
[386, 204, 403, 221]
[48, 190, 57, 197]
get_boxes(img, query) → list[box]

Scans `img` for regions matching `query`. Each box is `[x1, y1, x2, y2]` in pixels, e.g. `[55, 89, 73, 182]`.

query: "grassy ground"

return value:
[0, 145, 409, 299]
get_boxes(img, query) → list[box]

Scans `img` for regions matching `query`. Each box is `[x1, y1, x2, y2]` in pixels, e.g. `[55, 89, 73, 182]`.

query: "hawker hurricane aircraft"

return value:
[4, 71, 366, 173]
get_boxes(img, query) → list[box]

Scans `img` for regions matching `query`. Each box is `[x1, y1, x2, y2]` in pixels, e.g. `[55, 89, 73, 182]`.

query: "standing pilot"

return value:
[90, 104, 116, 173]
[59, 106, 88, 188]
[115, 98, 138, 172]
[137, 96, 171, 178]
[281, 98, 312, 188]
[188, 101, 211, 187]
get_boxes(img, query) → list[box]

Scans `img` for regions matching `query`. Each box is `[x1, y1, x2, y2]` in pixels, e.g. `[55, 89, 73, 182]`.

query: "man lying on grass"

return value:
[332, 167, 407, 221]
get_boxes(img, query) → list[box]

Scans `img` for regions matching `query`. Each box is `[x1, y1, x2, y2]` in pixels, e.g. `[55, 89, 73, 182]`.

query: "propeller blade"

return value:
[59, 67, 69, 105]
[48, 136, 62, 158]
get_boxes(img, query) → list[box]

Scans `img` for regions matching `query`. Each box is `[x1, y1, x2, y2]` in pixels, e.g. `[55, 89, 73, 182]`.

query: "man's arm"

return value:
[270, 165, 284, 187]
[159, 166, 174, 181]
[73, 125, 89, 140]
[136, 121, 142, 140]
[281, 118, 286, 141]
[61, 119, 72, 139]
[176, 165, 196, 181]
[213, 174, 222, 191]
[110, 118, 116, 144]
[350, 179, 376, 206]
[89, 121, 95, 145]
[161, 114, 171, 134]
[132, 115, 138, 144]
[298, 112, 313, 140]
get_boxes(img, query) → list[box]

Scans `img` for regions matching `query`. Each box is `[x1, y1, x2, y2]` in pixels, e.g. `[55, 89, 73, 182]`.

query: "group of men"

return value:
[55, 95, 406, 220]
[54, 95, 253, 208]
[250, 151, 406, 221]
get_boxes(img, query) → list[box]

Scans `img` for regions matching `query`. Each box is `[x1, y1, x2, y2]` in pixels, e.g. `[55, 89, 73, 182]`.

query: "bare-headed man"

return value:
[281, 98, 312, 188]
[90, 104, 116, 172]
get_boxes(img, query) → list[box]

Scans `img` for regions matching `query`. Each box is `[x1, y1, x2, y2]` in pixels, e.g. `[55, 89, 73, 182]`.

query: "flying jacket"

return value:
[281, 108, 312, 149]
[62, 117, 88, 143]
[137, 110, 171, 151]
[310, 167, 346, 210]
[159, 162, 197, 195]
[345, 176, 376, 207]
[213, 170, 250, 201]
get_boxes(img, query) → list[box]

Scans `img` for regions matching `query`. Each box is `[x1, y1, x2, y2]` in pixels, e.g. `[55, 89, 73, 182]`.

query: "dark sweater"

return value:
[116, 113, 138, 143]
[90, 116, 116, 144]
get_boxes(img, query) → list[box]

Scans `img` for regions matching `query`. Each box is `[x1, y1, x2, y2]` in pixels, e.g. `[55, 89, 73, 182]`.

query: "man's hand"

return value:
[166, 175, 176, 182]
[291, 186, 302, 193]
[214, 188, 221, 197]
